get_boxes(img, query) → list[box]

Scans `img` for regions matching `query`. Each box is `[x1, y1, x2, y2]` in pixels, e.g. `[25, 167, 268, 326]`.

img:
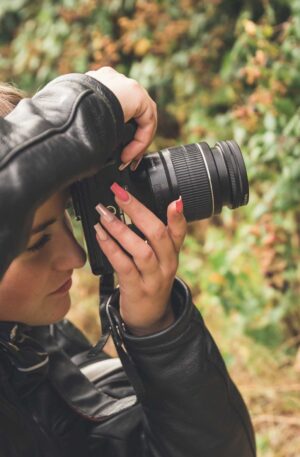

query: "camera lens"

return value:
[134, 140, 249, 223]
[70, 135, 249, 275]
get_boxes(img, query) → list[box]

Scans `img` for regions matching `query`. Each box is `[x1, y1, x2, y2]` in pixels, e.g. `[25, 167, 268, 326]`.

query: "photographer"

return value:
[0, 67, 256, 456]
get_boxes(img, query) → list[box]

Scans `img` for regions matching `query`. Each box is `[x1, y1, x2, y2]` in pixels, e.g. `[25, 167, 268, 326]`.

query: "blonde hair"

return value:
[0, 83, 24, 117]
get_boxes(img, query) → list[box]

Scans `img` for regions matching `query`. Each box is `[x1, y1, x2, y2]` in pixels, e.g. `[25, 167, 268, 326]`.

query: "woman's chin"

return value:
[47, 293, 72, 324]
[30, 293, 72, 326]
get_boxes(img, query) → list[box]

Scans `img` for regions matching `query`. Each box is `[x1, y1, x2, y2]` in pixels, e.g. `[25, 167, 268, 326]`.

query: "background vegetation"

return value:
[0, 0, 299, 455]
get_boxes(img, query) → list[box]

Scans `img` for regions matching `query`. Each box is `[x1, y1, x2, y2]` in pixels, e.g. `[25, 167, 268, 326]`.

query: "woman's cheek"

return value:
[0, 255, 49, 322]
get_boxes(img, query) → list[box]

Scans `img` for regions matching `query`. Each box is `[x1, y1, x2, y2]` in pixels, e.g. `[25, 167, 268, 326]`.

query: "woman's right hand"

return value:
[86, 67, 157, 166]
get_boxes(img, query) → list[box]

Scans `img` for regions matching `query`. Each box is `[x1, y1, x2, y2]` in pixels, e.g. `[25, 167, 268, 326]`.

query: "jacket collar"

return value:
[0, 321, 19, 342]
[0, 321, 49, 374]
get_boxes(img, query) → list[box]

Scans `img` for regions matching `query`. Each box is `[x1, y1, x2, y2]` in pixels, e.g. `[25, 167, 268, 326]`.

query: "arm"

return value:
[120, 278, 256, 457]
[94, 187, 256, 456]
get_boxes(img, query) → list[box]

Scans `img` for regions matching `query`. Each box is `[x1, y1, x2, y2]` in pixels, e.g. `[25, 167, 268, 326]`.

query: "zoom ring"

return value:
[169, 144, 213, 222]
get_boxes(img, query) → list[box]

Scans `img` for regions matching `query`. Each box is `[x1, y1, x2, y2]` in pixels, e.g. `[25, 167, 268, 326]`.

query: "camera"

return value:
[71, 123, 249, 275]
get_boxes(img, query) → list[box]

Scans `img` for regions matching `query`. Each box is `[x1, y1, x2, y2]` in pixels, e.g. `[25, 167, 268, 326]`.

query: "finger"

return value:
[129, 153, 143, 171]
[167, 196, 187, 253]
[94, 223, 141, 284]
[110, 184, 177, 271]
[95, 204, 160, 276]
[118, 152, 143, 172]
[121, 101, 157, 163]
[87, 68, 157, 164]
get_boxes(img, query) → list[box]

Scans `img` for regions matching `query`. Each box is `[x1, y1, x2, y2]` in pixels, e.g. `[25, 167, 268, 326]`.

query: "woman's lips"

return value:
[50, 278, 72, 295]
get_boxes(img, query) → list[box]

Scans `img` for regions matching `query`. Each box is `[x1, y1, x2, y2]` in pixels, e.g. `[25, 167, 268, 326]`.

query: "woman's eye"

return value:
[27, 234, 52, 253]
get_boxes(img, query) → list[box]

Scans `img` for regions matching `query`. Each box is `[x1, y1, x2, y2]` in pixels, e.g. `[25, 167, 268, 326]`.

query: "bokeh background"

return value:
[1, 0, 299, 455]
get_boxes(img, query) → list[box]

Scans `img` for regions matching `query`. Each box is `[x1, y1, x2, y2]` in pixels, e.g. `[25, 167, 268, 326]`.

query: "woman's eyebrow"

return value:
[30, 218, 56, 234]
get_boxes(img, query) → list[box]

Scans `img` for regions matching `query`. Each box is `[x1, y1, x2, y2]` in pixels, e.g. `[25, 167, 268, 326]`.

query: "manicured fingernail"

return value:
[95, 203, 115, 222]
[175, 196, 183, 213]
[94, 223, 108, 240]
[130, 156, 143, 171]
[118, 160, 132, 171]
[110, 182, 130, 202]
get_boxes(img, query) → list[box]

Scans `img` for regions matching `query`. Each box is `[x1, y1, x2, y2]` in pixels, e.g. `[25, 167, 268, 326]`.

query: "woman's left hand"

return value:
[94, 182, 187, 336]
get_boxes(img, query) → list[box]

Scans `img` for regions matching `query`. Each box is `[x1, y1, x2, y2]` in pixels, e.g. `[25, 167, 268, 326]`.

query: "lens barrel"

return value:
[160, 140, 249, 222]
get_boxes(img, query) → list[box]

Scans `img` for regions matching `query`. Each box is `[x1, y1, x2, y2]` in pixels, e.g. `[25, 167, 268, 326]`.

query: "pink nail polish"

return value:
[94, 223, 108, 240]
[130, 156, 143, 171]
[175, 196, 183, 213]
[118, 160, 132, 171]
[110, 182, 130, 202]
[95, 203, 115, 222]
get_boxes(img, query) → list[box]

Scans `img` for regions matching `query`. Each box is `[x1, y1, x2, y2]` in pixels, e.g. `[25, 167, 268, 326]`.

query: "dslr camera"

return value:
[71, 122, 249, 275]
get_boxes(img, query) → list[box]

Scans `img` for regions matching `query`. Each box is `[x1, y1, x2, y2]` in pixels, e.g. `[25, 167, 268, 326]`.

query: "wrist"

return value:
[124, 307, 175, 337]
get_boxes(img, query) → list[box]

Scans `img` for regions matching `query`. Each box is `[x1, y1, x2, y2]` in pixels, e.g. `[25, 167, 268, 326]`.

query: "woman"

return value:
[0, 70, 256, 456]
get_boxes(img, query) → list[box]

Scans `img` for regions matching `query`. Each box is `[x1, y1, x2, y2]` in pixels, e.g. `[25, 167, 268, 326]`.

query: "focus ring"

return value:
[216, 141, 239, 209]
[169, 143, 213, 221]
[226, 140, 249, 206]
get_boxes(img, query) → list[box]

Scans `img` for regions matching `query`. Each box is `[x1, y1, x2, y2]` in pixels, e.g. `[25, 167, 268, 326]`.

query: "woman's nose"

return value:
[52, 216, 87, 271]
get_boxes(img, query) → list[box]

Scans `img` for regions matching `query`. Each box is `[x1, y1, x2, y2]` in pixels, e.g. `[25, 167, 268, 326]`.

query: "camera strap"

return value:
[104, 290, 146, 402]
[85, 273, 115, 358]
[99, 273, 115, 347]
[87, 273, 145, 401]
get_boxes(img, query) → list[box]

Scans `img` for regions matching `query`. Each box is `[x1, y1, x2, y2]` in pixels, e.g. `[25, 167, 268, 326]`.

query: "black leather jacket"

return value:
[0, 74, 256, 456]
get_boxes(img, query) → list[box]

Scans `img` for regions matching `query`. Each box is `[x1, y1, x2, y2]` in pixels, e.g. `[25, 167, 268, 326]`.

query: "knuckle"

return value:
[171, 220, 187, 239]
[112, 219, 126, 235]
[128, 78, 140, 89]
[172, 230, 184, 241]
[121, 263, 135, 276]
[152, 224, 168, 241]
[140, 246, 154, 262]
[148, 110, 156, 122]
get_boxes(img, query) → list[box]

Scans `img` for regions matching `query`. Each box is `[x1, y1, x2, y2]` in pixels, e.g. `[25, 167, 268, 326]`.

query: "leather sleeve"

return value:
[121, 278, 256, 457]
[0, 74, 124, 280]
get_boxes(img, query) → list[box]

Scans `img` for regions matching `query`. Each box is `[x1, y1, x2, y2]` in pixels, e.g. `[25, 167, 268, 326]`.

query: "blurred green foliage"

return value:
[0, 0, 299, 346]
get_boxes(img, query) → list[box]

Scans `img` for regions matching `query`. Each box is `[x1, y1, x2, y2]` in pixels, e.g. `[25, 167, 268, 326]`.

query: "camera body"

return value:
[71, 156, 150, 275]
[71, 124, 249, 276]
